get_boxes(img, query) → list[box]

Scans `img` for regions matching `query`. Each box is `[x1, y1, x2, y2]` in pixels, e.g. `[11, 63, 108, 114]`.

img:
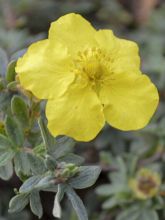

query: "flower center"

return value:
[73, 47, 111, 92]
[138, 176, 157, 195]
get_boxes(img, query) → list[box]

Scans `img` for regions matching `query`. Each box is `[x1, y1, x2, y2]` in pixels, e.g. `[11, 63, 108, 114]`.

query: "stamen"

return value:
[72, 47, 111, 92]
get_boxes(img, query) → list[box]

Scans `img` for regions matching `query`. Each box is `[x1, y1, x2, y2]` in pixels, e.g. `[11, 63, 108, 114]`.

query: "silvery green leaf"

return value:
[58, 153, 84, 166]
[30, 191, 43, 219]
[153, 196, 164, 209]
[53, 184, 65, 218]
[38, 117, 56, 153]
[53, 137, 76, 159]
[38, 118, 76, 158]
[0, 161, 13, 180]
[42, 185, 58, 192]
[69, 166, 101, 189]
[0, 48, 8, 76]
[20, 176, 43, 193]
[27, 154, 46, 175]
[9, 193, 29, 213]
[35, 175, 56, 191]
[6, 60, 17, 83]
[27, 130, 42, 147]
[115, 157, 127, 182]
[45, 155, 57, 170]
[117, 157, 127, 173]
[117, 205, 140, 220]
[0, 92, 11, 111]
[127, 155, 138, 176]
[11, 95, 29, 129]
[0, 134, 13, 150]
[5, 116, 24, 147]
[66, 186, 88, 220]
[14, 152, 31, 176]
[141, 210, 159, 220]
[57, 136, 76, 148]
[102, 197, 119, 209]
[33, 143, 46, 157]
[0, 150, 15, 167]
[96, 184, 123, 196]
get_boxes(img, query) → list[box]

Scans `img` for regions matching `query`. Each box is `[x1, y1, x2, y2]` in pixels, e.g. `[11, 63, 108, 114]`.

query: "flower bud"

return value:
[129, 168, 161, 200]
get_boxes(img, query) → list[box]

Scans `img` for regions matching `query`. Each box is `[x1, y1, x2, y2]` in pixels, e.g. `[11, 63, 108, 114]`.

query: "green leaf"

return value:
[96, 184, 122, 196]
[5, 116, 24, 147]
[0, 134, 13, 150]
[7, 80, 18, 91]
[153, 196, 164, 210]
[27, 154, 46, 175]
[116, 157, 127, 182]
[19, 176, 43, 193]
[35, 175, 57, 192]
[0, 161, 13, 180]
[69, 166, 101, 189]
[66, 186, 88, 220]
[6, 60, 17, 83]
[0, 150, 15, 167]
[53, 184, 65, 218]
[58, 153, 84, 166]
[33, 143, 46, 157]
[117, 205, 140, 220]
[102, 197, 119, 209]
[109, 157, 127, 185]
[141, 210, 159, 220]
[0, 48, 8, 76]
[11, 95, 29, 129]
[45, 155, 57, 170]
[27, 130, 42, 146]
[53, 136, 76, 159]
[9, 193, 29, 213]
[38, 117, 56, 153]
[127, 155, 138, 176]
[0, 92, 11, 111]
[14, 152, 31, 176]
[30, 191, 43, 219]
[0, 78, 5, 90]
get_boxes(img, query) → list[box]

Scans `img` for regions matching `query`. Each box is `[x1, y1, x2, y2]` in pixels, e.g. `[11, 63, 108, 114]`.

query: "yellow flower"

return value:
[129, 168, 161, 200]
[16, 13, 159, 141]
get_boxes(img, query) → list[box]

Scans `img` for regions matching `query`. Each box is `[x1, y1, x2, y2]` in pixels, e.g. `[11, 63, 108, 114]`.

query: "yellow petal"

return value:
[49, 13, 97, 54]
[46, 85, 105, 141]
[16, 40, 75, 99]
[95, 30, 140, 74]
[95, 30, 117, 52]
[111, 38, 141, 74]
[100, 73, 159, 130]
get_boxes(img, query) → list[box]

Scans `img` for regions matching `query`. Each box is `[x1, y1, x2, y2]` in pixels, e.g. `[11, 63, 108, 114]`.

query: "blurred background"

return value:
[0, 0, 165, 219]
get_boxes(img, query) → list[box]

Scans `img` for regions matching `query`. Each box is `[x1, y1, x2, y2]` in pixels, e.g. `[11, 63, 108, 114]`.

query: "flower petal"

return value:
[95, 30, 117, 52]
[100, 73, 159, 130]
[46, 85, 105, 141]
[111, 38, 141, 74]
[16, 40, 75, 99]
[49, 13, 97, 54]
[95, 30, 140, 74]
